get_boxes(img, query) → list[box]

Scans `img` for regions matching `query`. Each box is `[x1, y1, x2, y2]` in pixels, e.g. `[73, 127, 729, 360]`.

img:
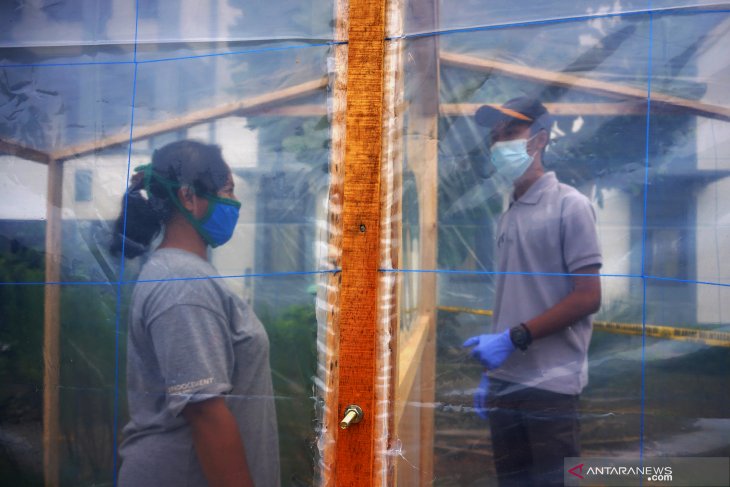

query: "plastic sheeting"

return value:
[2, 1, 730, 486]
[1, 1, 336, 485]
[403, 1, 730, 36]
[390, 4, 730, 486]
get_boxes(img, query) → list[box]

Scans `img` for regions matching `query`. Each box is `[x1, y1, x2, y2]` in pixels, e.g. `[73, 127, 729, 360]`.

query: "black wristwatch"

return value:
[509, 323, 533, 351]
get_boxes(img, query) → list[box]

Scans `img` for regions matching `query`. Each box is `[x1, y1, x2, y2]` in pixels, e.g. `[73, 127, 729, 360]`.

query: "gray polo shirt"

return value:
[118, 248, 280, 487]
[489, 172, 602, 395]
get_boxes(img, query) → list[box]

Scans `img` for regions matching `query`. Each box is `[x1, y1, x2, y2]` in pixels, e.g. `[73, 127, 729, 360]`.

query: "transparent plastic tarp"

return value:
[391, 5, 730, 486]
[3, 1, 730, 486]
[1, 1, 337, 485]
[403, 0, 730, 36]
[0, 1, 335, 49]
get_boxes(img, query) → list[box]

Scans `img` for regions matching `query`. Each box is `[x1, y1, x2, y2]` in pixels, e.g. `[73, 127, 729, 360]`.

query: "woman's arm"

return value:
[182, 397, 254, 487]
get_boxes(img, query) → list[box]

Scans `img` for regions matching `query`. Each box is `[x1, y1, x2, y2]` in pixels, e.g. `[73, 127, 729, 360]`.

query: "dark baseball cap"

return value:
[475, 97, 552, 131]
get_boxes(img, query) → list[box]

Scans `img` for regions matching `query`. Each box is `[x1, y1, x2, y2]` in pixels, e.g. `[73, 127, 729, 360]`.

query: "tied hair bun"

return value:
[129, 170, 146, 193]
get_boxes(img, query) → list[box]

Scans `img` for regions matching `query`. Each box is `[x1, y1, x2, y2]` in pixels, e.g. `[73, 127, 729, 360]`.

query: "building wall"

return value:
[695, 18, 730, 325]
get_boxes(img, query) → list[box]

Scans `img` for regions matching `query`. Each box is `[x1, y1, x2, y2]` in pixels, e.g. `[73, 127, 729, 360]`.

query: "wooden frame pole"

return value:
[43, 158, 63, 487]
[394, 1, 440, 483]
[334, 0, 387, 484]
[411, 18, 440, 487]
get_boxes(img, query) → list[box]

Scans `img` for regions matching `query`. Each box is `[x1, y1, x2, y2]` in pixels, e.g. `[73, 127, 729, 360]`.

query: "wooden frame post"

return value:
[333, 0, 388, 484]
[43, 158, 63, 487]
[394, 1, 440, 484]
[409, 12, 440, 485]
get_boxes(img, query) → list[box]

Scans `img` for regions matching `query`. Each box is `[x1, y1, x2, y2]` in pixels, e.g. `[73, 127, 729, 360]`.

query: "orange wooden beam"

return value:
[335, 0, 387, 484]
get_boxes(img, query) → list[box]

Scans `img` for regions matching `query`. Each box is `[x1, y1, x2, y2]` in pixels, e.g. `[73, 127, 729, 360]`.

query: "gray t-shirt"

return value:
[118, 248, 280, 487]
[490, 172, 602, 395]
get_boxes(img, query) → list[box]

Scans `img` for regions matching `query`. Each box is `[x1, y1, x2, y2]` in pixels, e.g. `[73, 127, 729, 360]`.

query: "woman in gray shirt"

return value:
[112, 140, 279, 487]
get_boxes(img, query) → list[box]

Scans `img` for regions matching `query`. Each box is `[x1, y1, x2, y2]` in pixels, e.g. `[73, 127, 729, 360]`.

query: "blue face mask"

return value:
[490, 136, 536, 183]
[193, 195, 241, 248]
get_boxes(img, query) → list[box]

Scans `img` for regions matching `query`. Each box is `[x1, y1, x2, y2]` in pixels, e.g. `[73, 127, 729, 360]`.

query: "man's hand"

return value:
[473, 373, 490, 420]
[462, 330, 515, 369]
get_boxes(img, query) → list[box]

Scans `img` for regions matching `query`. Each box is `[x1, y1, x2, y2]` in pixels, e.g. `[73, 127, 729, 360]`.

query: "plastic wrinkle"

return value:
[384, 438, 420, 472]
[373, 22, 406, 483]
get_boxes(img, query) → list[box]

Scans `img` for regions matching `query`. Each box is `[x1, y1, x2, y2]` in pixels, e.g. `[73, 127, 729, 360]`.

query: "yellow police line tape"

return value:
[436, 306, 730, 348]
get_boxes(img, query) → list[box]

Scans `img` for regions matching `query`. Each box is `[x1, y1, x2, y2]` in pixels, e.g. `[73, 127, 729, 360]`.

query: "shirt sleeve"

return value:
[148, 303, 233, 418]
[561, 193, 603, 273]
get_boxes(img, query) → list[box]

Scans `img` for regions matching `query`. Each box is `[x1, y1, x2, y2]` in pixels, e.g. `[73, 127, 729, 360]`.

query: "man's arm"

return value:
[182, 397, 254, 487]
[524, 264, 601, 340]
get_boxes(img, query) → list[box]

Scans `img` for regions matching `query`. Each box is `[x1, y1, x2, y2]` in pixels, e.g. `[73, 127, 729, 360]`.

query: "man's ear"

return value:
[531, 129, 549, 153]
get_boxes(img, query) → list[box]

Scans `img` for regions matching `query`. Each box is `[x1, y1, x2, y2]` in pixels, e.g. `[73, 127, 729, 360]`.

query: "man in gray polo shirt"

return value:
[463, 98, 602, 487]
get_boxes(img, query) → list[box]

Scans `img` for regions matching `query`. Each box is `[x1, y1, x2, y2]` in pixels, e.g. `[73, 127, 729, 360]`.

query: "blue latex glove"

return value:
[474, 373, 490, 420]
[462, 330, 515, 370]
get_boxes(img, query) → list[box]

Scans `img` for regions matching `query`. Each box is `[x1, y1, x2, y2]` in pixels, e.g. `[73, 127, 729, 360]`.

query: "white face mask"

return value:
[490, 135, 537, 183]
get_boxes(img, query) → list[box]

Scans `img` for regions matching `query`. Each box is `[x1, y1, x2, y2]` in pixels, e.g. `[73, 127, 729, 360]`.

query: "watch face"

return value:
[510, 326, 528, 349]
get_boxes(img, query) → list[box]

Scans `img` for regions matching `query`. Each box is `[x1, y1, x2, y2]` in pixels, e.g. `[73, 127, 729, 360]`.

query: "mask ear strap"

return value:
[133, 164, 154, 194]
[133, 163, 188, 219]
[133, 164, 216, 246]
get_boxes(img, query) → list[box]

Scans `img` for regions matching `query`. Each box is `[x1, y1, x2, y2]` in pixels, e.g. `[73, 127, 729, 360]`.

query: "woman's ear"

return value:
[177, 186, 196, 212]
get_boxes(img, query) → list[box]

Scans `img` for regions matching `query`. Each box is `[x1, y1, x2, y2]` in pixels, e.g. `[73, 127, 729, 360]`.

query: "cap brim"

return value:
[475, 104, 533, 127]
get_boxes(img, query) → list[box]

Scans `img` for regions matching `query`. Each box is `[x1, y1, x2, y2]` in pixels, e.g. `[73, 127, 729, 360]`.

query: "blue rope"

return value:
[0, 269, 340, 286]
[379, 268, 641, 278]
[379, 269, 730, 288]
[136, 40, 346, 65]
[0, 60, 136, 69]
[131, 270, 339, 285]
[5, 269, 730, 288]
[0, 41, 345, 69]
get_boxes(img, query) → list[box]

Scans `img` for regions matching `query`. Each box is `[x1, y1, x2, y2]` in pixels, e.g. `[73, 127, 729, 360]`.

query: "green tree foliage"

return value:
[0, 241, 44, 421]
[258, 304, 318, 486]
[0, 225, 124, 485]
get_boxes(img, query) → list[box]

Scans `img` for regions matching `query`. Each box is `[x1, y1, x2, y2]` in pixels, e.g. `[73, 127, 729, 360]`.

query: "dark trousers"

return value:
[488, 379, 580, 487]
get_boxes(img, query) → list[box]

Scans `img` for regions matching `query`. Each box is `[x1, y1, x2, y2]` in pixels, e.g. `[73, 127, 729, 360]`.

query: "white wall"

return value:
[0, 156, 48, 221]
[595, 187, 632, 308]
[694, 18, 730, 325]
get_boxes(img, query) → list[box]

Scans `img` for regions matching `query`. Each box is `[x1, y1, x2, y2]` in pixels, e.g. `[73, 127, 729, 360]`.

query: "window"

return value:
[74, 169, 93, 202]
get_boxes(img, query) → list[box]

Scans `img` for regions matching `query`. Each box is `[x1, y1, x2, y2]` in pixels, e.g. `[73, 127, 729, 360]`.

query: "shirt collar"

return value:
[510, 171, 558, 206]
